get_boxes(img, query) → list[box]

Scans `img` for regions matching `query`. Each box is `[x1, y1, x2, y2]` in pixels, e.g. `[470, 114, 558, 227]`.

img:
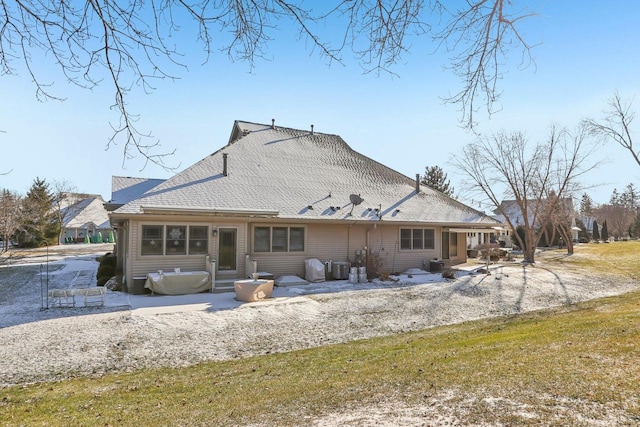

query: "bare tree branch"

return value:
[1, 1, 537, 165]
[584, 92, 640, 168]
[435, 0, 537, 129]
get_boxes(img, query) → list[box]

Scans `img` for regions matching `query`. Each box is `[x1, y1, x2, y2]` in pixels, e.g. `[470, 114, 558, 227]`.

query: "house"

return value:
[493, 198, 579, 245]
[59, 194, 113, 244]
[108, 120, 503, 292]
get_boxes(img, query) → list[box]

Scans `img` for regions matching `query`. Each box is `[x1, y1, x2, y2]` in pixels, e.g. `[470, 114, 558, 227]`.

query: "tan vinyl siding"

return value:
[129, 220, 214, 281]
[122, 215, 460, 286]
[391, 225, 442, 273]
[249, 223, 356, 277]
[247, 223, 445, 277]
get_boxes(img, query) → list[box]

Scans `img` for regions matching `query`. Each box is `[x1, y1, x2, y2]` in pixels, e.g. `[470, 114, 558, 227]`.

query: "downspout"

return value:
[347, 223, 351, 263]
[366, 228, 370, 263]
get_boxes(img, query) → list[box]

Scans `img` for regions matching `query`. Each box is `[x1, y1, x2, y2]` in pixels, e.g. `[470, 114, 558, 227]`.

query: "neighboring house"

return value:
[493, 198, 579, 245]
[108, 120, 503, 292]
[59, 194, 112, 244]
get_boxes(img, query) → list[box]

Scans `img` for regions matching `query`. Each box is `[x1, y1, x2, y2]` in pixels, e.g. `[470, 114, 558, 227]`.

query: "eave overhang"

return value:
[138, 206, 280, 218]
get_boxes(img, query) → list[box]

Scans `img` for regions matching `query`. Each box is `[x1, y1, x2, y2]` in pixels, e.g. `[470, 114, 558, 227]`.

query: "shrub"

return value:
[97, 264, 115, 278]
[96, 252, 117, 286]
[442, 268, 456, 280]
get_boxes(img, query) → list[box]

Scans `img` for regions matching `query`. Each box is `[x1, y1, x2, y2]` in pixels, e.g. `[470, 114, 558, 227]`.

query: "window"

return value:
[412, 229, 424, 250]
[289, 227, 305, 251]
[272, 227, 288, 252]
[141, 225, 164, 255]
[166, 226, 187, 255]
[400, 228, 435, 250]
[189, 226, 208, 255]
[254, 227, 271, 252]
[254, 226, 305, 252]
[141, 225, 209, 256]
[424, 229, 435, 249]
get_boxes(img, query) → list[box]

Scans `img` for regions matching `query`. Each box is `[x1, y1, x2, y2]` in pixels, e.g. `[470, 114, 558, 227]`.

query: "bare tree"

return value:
[0, 189, 22, 254]
[51, 180, 79, 245]
[538, 194, 576, 254]
[451, 124, 599, 263]
[584, 92, 640, 168]
[0, 1, 536, 165]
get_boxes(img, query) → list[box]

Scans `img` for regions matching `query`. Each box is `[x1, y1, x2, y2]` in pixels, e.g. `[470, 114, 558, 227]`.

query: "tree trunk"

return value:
[523, 244, 536, 263]
[558, 226, 574, 255]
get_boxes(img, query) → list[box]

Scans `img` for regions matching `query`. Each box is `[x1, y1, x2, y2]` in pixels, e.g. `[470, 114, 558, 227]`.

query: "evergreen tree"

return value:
[580, 193, 594, 217]
[18, 178, 59, 247]
[592, 220, 600, 242]
[622, 183, 639, 209]
[610, 188, 621, 205]
[601, 220, 609, 241]
[421, 166, 455, 197]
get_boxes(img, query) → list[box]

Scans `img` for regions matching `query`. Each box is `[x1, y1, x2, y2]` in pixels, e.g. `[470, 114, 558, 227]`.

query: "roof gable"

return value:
[63, 196, 110, 229]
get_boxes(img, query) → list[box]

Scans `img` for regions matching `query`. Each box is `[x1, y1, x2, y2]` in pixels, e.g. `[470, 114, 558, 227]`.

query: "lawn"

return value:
[1, 242, 639, 425]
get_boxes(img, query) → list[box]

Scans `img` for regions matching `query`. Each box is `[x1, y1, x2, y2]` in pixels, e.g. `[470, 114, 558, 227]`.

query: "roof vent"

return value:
[223, 153, 228, 177]
[415, 174, 420, 193]
[311, 124, 314, 135]
[271, 118, 275, 129]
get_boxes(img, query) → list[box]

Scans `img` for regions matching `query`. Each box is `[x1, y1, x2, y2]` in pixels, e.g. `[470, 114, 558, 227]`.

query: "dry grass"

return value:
[540, 240, 640, 280]
[2, 242, 639, 425]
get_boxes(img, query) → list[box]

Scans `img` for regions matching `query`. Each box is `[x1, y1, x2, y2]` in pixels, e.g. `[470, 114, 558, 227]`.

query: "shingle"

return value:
[110, 176, 166, 205]
[113, 120, 499, 226]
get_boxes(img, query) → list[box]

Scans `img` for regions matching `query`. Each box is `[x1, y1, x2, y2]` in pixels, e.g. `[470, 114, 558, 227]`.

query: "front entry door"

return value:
[218, 228, 237, 272]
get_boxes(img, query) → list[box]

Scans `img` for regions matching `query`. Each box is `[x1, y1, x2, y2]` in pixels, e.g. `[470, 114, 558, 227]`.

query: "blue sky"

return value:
[1, 1, 639, 208]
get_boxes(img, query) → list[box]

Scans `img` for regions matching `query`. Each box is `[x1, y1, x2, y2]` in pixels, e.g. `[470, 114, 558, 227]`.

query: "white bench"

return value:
[75, 287, 106, 307]
[48, 289, 76, 308]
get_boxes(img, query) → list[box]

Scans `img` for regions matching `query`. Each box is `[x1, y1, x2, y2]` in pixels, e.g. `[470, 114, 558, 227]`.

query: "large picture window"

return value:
[141, 225, 209, 256]
[400, 228, 435, 250]
[254, 226, 305, 253]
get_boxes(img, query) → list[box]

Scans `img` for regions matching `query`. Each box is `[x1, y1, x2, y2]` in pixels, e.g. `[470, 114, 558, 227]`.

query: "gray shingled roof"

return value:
[63, 195, 110, 229]
[109, 176, 166, 206]
[113, 120, 499, 226]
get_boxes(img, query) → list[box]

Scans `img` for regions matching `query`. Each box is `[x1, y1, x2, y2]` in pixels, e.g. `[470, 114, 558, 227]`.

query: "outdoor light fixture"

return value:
[212, 228, 218, 237]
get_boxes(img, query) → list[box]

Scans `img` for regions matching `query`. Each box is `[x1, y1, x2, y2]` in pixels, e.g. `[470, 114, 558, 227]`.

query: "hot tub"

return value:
[234, 279, 274, 302]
